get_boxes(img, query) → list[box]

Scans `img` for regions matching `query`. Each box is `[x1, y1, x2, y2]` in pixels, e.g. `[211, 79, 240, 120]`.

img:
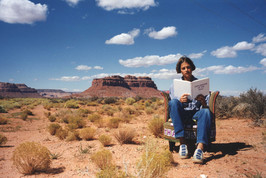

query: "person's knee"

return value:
[169, 99, 182, 108]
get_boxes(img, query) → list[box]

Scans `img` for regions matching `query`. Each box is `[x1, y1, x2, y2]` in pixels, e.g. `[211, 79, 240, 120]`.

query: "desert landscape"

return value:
[0, 93, 265, 178]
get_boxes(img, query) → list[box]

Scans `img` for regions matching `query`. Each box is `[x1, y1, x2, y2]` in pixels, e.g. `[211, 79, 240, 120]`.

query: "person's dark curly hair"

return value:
[176, 56, 196, 73]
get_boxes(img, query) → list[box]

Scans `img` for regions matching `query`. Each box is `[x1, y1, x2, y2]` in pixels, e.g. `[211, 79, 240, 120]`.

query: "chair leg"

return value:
[169, 141, 175, 152]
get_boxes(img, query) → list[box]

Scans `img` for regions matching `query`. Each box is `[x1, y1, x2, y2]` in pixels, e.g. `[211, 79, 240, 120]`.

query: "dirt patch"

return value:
[0, 105, 265, 178]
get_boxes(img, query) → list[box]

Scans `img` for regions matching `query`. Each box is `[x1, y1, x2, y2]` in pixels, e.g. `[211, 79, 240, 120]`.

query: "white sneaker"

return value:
[179, 144, 188, 159]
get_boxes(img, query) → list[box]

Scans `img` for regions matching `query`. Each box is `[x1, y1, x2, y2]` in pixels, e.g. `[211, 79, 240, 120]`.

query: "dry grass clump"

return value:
[48, 123, 62, 135]
[126, 97, 136, 105]
[0, 105, 7, 113]
[55, 128, 68, 140]
[91, 149, 114, 170]
[79, 127, 96, 140]
[20, 112, 28, 121]
[107, 117, 121, 128]
[96, 166, 127, 178]
[66, 131, 81, 141]
[114, 127, 136, 145]
[67, 117, 86, 130]
[48, 115, 56, 122]
[99, 134, 112, 147]
[0, 133, 7, 146]
[136, 139, 173, 178]
[145, 107, 154, 115]
[64, 99, 79, 109]
[148, 115, 164, 138]
[12, 142, 51, 175]
[0, 116, 8, 125]
[88, 113, 102, 122]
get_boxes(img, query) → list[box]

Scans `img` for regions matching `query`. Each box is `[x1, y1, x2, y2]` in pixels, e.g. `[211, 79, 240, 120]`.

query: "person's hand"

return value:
[180, 94, 189, 103]
[196, 94, 207, 108]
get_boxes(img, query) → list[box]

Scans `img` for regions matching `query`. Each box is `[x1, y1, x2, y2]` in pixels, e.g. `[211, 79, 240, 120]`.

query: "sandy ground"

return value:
[0, 104, 265, 178]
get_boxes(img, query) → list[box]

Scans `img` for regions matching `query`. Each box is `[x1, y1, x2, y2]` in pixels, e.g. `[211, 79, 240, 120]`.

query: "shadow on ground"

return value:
[204, 142, 253, 163]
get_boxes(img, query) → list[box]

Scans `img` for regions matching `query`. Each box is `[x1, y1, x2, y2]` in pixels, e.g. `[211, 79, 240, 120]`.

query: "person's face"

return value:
[180, 62, 192, 80]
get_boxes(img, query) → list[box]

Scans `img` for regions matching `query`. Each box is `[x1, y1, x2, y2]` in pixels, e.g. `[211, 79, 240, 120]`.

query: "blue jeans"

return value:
[169, 99, 212, 145]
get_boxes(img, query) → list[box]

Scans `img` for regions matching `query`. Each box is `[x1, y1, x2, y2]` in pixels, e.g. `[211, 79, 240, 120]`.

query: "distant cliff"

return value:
[77, 75, 162, 98]
[0, 82, 42, 98]
[37, 89, 78, 98]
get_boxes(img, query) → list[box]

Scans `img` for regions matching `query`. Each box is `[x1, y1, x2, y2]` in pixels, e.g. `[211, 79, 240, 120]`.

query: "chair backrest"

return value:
[160, 91, 220, 122]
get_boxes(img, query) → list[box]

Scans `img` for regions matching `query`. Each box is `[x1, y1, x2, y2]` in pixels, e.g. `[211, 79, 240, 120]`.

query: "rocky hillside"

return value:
[0, 82, 42, 98]
[77, 75, 162, 98]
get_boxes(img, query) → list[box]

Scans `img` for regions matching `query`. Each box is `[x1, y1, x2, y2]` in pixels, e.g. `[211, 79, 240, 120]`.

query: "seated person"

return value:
[169, 56, 211, 164]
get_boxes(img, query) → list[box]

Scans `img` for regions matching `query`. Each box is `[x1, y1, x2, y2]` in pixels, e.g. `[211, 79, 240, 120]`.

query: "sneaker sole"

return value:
[192, 158, 203, 164]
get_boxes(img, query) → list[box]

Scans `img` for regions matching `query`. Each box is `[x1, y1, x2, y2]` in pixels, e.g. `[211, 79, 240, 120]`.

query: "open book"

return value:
[173, 77, 209, 99]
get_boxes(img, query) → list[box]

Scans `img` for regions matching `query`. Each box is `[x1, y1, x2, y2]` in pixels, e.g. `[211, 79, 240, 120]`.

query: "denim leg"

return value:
[193, 108, 212, 145]
[169, 99, 185, 138]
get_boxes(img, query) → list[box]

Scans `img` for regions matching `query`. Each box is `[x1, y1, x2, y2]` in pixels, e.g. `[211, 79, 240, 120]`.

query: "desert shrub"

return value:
[148, 115, 164, 138]
[64, 99, 79, 109]
[114, 127, 136, 145]
[48, 115, 56, 122]
[0, 105, 7, 113]
[96, 166, 127, 178]
[55, 128, 68, 140]
[94, 118, 105, 128]
[123, 107, 139, 115]
[0, 133, 7, 146]
[88, 113, 102, 122]
[87, 101, 98, 106]
[107, 117, 121, 129]
[136, 139, 173, 178]
[44, 111, 51, 118]
[104, 97, 117, 104]
[216, 96, 239, 119]
[68, 117, 86, 130]
[66, 131, 81, 141]
[91, 149, 113, 170]
[23, 109, 33, 116]
[0, 116, 8, 125]
[79, 127, 96, 140]
[144, 100, 152, 107]
[145, 107, 154, 115]
[126, 97, 136, 105]
[12, 142, 51, 175]
[99, 134, 112, 147]
[239, 88, 266, 124]
[77, 108, 92, 117]
[120, 113, 132, 123]
[48, 123, 62, 135]
[20, 112, 28, 121]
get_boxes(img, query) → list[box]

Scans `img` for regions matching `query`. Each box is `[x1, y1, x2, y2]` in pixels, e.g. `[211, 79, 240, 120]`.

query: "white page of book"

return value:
[173, 78, 209, 99]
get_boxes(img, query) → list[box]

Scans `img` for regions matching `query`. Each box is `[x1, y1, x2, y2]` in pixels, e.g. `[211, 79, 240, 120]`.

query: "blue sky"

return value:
[0, 0, 265, 96]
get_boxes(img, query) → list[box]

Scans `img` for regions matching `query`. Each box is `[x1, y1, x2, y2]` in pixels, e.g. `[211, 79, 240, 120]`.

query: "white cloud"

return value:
[232, 41, 255, 50]
[252, 33, 266, 43]
[253, 43, 266, 56]
[105, 28, 140, 45]
[51, 76, 80, 81]
[75, 65, 92, 71]
[211, 46, 237, 58]
[96, 0, 157, 11]
[0, 0, 47, 24]
[65, 0, 81, 6]
[119, 53, 182, 67]
[188, 50, 207, 59]
[94, 66, 103, 70]
[260, 58, 266, 67]
[145, 26, 177, 40]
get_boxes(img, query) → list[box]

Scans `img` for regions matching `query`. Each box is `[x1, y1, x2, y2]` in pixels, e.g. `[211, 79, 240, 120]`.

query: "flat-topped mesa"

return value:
[78, 75, 162, 98]
[124, 75, 157, 89]
[0, 82, 42, 98]
[92, 75, 130, 89]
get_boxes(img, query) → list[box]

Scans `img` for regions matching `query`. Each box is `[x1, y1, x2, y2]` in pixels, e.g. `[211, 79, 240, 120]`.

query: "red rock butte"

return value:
[77, 75, 162, 98]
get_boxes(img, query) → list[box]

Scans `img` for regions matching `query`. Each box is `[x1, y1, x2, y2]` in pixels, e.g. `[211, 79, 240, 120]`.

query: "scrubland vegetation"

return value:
[0, 88, 265, 177]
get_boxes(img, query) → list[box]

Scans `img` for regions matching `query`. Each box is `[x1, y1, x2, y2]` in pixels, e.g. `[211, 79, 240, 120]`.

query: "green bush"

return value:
[107, 117, 120, 129]
[88, 113, 102, 122]
[99, 134, 112, 147]
[12, 142, 51, 175]
[64, 99, 79, 109]
[104, 97, 117, 104]
[0, 105, 7, 113]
